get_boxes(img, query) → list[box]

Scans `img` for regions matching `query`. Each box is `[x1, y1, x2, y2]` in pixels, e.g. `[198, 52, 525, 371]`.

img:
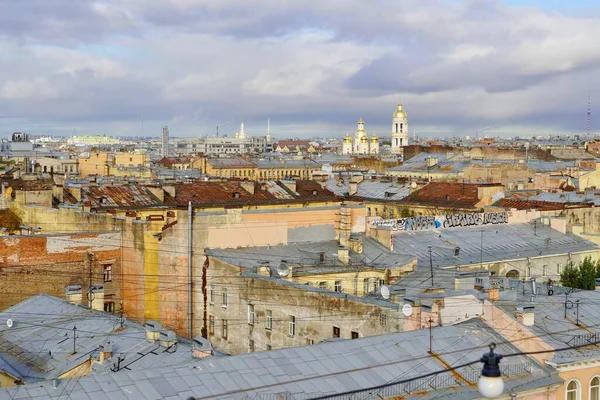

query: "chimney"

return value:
[69, 187, 82, 202]
[146, 186, 165, 202]
[349, 182, 358, 196]
[348, 236, 363, 254]
[144, 320, 162, 341]
[159, 330, 178, 347]
[240, 181, 255, 195]
[319, 252, 325, 264]
[260, 182, 267, 191]
[282, 180, 297, 193]
[65, 285, 82, 305]
[98, 343, 112, 364]
[53, 186, 64, 203]
[163, 185, 176, 198]
[337, 245, 350, 265]
[516, 306, 535, 326]
[454, 271, 477, 290]
[257, 262, 271, 276]
[192, 336, 213, 359]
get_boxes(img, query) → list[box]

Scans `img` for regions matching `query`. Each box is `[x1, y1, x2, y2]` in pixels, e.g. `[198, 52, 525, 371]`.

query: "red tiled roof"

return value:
[156, 157, 193, 167]
[495, 198, 591, 211]
[163, 180, 337, 207]
[63, 184, 163, 209]
[400, 182, 500, 208]
[275, 140, 312, 149]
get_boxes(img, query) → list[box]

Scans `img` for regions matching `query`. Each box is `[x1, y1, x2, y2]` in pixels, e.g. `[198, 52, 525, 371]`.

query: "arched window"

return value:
[590, 377, 600, 400]
[566, 380, 580, 400]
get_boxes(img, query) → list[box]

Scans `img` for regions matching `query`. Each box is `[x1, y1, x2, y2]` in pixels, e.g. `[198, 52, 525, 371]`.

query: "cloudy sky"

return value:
[1, 0, 599, 139]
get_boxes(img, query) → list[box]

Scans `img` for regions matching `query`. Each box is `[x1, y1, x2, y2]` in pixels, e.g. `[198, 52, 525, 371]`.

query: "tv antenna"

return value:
[216, 121, 231, 137]
[277, 260, 290, 277]
[6, 319, 13, 328]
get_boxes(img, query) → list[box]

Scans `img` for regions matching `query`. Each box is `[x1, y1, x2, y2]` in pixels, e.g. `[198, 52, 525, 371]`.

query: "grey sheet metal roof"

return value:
[0, 320, 554, 399]
[207, 235, 415, 271]
[0, 295, 198, 383]
[392, 223, 598, 268]
[493, 281, 600, 363]
[325, 178, 411, 200]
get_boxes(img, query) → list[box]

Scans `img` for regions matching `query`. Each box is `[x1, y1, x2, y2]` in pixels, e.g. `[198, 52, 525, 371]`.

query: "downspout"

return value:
[201, 253, 209, 338]
[188, 201, 193, 338]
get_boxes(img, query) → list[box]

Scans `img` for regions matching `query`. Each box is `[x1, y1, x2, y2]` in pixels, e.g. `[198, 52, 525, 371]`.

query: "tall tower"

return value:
[238, 123, 246, 139]
[588, 95, 591, 136]
[391, 103, 408, 154]
[267, 118, 271, 143]
[161, 126, 169, 158]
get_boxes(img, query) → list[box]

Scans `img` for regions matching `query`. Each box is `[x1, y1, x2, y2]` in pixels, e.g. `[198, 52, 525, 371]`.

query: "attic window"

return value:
[312, 190, 318, 195]
[454, 247, 460, 256]
[233, 192, 240, 199]
[385, 192, 394, 198]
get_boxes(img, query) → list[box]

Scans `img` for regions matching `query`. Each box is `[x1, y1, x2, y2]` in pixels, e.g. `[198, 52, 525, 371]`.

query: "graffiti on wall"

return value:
[371, 211, 509, 231]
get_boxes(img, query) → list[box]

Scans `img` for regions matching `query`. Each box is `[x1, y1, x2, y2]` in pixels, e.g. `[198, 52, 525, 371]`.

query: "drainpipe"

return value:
[188, 201, 193, 338]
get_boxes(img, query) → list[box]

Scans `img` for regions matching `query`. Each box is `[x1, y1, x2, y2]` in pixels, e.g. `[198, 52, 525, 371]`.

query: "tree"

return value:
[560, 261, 580, 289]
[560, 257, 599, 290]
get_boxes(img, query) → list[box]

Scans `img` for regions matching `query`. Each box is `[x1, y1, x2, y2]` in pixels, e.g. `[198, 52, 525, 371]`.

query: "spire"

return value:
[239, 122, 246, 139]
[267, 118, 271, 142]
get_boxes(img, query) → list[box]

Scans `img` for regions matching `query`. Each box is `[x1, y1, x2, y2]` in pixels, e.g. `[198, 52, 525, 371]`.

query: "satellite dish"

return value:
[380, 285, 390, 300]
[277, 261, 290, 277]
[6, 319, 13, 328]
[402, 304, 413, 317]
[410, 182, 417, 189]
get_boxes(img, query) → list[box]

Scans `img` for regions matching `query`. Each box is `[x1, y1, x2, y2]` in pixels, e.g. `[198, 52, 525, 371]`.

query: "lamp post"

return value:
[478, 343, 504, 398]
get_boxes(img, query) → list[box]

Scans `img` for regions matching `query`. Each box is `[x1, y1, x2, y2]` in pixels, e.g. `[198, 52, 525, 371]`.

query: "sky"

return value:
[1, 0, 600, 139]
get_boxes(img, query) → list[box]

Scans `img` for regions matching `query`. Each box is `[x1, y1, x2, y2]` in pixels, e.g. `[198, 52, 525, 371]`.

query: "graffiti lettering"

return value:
[371, 211, 509, 231]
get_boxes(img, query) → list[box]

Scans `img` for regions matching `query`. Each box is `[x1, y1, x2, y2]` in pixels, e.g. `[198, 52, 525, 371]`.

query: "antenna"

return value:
[277, 260, 290, 277]
[588, 95, 591, 136]
[402, 303, 413, 317]
[380, 285, 390, 300]
[6, 319, 13, 328]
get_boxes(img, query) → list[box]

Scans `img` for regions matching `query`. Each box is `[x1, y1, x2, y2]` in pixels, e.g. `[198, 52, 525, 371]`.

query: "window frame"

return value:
[566, 379, 581, 400]
[208, 315, 214, 335]
[266, 310, 272, 330]
[334, 280, 342, 293]
[333, 326, 340, 338]
[209, 285, 214, 304]
[590, 376, 600, 400]
[103, 264, 113, 282]
[222, 287, 228, 308]
[248, 304, 255, 325]
[222, 319, 228, 339]
[289, 315, 296, 337]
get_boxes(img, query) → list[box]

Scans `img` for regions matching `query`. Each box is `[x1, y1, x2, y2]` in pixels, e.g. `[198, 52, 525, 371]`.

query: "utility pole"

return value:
[87, 253, 94, 310]
[428, 246, 434, 287]
[188, 201, 193, 339]
[576, 300, 580, 326]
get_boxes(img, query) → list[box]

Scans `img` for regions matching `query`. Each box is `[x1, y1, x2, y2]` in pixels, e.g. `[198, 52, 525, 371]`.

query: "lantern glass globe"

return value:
[478, 375, 504, 398]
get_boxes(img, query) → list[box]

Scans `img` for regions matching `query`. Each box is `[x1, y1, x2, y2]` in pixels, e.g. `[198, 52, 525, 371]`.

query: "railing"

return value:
[567, 332, 598, 348]
[250, 363, 534, 400]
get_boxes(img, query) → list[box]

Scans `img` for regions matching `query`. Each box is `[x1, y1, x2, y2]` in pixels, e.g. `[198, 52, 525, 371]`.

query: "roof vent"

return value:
[192, 336, 213, 359]
[144, 320, 162, 341]
[233, 192, 240, 199]
[159, 330, 178, 348]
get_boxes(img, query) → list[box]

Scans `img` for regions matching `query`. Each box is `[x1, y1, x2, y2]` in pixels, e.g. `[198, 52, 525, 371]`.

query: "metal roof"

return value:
[0, 320, 555, 399]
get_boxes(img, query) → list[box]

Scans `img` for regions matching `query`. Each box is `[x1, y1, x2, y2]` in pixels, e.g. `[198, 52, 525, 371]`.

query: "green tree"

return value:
[560, 261, 580, 289]
[577, 256, 597, 290]
[560, 257, 599, 290]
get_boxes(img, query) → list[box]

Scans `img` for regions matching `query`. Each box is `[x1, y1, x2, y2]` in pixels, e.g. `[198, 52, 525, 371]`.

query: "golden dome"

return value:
[360, 136, 368, 143]
[343, 133, 352, 143]
[393, 103, 407, 119]
[370, 135, 379, 143]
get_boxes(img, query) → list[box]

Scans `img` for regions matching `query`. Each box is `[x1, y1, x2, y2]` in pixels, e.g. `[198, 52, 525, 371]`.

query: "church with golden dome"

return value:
[342, 118, 379, 155]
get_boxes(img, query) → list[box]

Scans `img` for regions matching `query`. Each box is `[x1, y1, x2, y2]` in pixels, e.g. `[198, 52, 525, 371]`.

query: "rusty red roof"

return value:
[63, 184, 163, 209]
[0, 210, 21, 232]
[400, 182, 501, 209]
[495, 198, 591, 211]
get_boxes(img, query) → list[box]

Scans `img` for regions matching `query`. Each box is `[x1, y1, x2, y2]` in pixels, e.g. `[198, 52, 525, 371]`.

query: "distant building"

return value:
[274, 140, 316, 153]
[342, 118, 379, 155]
[172, 122, 271, 155]
[161, 126, 169, 158]
[391, 103, 409, 154]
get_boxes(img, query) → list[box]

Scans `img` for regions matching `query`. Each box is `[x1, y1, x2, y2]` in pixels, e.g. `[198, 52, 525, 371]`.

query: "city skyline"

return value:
[1, 0, 600, 138]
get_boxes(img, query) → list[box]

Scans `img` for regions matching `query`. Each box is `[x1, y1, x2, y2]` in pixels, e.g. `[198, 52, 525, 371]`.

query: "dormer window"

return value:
[233, 192, 240, 199]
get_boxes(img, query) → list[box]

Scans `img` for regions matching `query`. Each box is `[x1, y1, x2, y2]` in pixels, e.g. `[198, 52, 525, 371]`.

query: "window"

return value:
[367, 207, 371, 217]
[249, 339, 255, 353]
[557, 263, 563, 274]
[209, 315, 214, 335]
[334, 280, 342, 293]
[306, 339, 314, 345]
[103, 264, 112, 282]
[266, 310, 272, 330]
[363, 278, 370, 295]
[351, 331, 359, 339]
[591, 377, 600, 400]
[543, 265, 547, 276]
[378, 279, 385, 289]
[566, 380, 580, 400]
[289, 315, 296, 336]
[380, 313, 388, 328]
[222, 319, 228, 339]
[319, 282, 327, 290]
[222, 287, 228, 307]
[104, 301, 114, 313]
[266, 344, 272, 351]
[209, 285, 214, 304]
[248, 304, 255, 325]
[333, 326, 340, 338]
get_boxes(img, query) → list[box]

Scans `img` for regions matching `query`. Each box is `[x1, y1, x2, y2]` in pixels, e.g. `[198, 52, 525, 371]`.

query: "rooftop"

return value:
[62, 184, 164, 209]
[400, 182, 501, 209]
[0, 320, 554, 399]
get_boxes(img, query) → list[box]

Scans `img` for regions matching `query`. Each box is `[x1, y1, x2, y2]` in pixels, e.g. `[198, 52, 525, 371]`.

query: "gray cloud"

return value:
[1, 0, 600, 138]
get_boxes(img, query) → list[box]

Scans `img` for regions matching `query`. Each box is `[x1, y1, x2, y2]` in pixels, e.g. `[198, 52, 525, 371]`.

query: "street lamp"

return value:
[478, 343, 504, 398]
